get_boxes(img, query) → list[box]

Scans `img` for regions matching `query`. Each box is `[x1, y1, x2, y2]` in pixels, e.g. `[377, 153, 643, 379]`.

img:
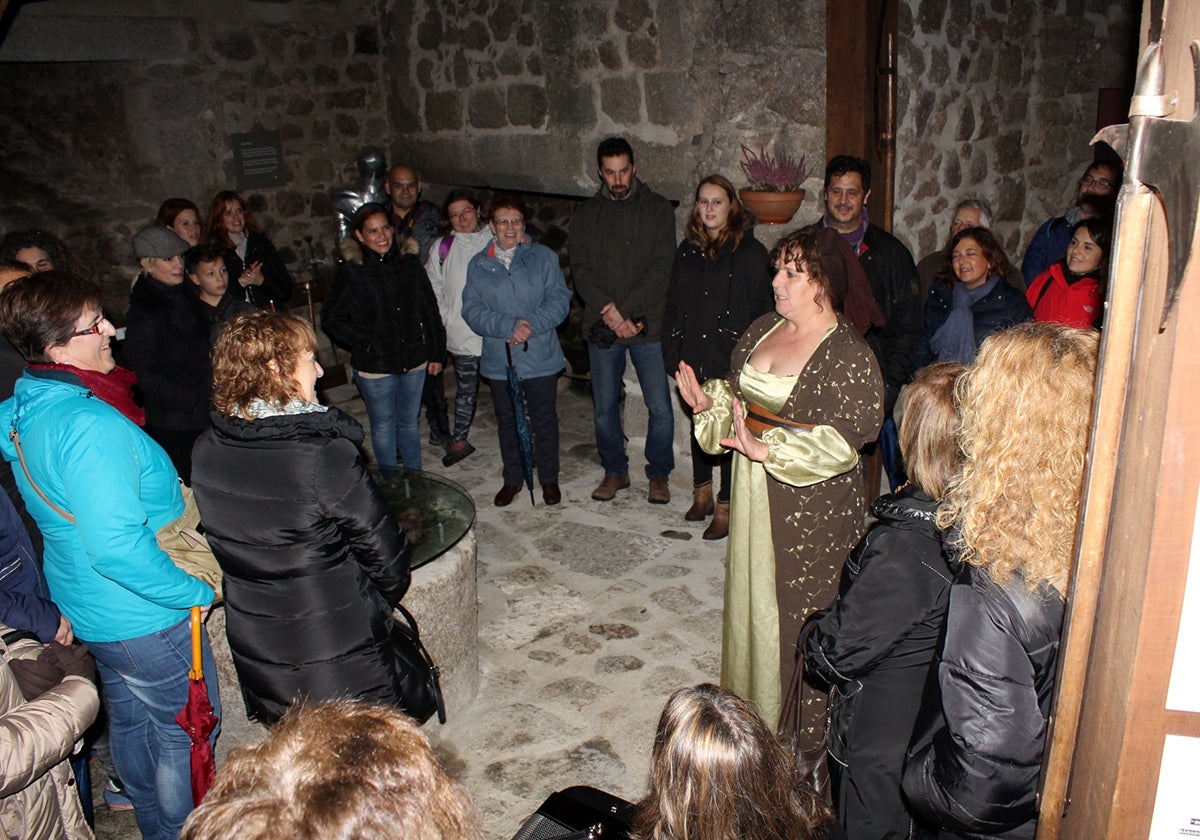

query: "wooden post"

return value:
[1039, 2, 1200, 836]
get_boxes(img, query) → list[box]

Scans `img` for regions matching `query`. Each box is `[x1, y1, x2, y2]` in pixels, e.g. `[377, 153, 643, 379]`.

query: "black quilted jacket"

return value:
[191, 406, 411, 723]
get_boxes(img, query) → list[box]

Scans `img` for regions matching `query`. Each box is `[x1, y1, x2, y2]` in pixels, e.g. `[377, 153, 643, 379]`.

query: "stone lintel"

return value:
[0, 13, 193, 63]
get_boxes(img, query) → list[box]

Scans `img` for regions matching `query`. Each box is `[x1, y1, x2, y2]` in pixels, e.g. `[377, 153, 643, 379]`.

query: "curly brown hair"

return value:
[630, 684, 828, 840]
[768, 227, 836, 310]
[179, 700, 480, 840]
[937, 321, 1099, 596]
[211, 311, 317, 417]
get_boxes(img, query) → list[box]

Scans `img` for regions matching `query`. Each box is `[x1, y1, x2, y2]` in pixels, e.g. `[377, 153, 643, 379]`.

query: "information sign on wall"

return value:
[232, 131, 285, 190]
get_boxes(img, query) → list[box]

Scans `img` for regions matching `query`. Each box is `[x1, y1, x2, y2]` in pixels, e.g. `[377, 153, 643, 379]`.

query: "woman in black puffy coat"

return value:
[191, 311, 413, 724]
[662, 175, 773, 540]
[902, 323, 1099, 840]
[803, 362, 964, 839]
[322, 202, 446, 476]
[124, 225, 213, 483]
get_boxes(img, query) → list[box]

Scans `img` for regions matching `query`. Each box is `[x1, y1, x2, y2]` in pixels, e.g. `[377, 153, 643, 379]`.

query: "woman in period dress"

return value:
[676, 226, 884, 738]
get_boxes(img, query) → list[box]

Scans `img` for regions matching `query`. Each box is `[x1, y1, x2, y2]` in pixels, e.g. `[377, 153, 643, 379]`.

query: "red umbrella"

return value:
[175, 606, 217, 806]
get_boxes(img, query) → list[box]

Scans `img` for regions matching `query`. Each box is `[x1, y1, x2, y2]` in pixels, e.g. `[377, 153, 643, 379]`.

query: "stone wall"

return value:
[894, 0, 1139, 265]
[385, 0, 827, 219]
[0, 0, 391, 316]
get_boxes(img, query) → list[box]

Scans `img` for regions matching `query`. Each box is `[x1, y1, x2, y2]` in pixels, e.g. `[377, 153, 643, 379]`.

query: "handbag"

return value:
[391, 602, 447, 725]
[9, 428, 223, 601]
[778, 615, 833, 805]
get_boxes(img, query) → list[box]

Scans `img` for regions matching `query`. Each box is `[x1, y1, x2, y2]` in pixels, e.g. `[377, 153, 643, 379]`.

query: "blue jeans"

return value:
[588, 340, 675, 479]
[85, 617, 221, 840]
[355, 368, 427, 474]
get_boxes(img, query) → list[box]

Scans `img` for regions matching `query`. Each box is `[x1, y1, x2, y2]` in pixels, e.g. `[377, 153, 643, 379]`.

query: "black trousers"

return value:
[488, 374, 559, 487]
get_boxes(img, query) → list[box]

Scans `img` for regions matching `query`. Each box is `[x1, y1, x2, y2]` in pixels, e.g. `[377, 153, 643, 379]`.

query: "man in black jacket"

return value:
[820, 156, 922, 496]
[570, 138, 677, 505]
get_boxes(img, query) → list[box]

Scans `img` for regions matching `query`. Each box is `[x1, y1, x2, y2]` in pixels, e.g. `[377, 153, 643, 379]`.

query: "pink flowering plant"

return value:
[739, 144, 808, 192]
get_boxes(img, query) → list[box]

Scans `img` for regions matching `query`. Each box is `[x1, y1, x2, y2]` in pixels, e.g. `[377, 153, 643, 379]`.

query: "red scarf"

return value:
[28, 363, 146, 427]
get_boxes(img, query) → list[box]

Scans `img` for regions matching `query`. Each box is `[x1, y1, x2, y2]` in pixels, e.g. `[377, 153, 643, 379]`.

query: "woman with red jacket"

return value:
[1025, 217, 1110, 330]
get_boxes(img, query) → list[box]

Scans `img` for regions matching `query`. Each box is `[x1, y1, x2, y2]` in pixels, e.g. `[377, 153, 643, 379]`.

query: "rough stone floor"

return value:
[95, 371, 726, 839]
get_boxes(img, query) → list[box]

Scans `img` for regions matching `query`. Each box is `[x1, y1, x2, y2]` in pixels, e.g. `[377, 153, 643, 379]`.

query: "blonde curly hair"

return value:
[936, 322, 1099, 597]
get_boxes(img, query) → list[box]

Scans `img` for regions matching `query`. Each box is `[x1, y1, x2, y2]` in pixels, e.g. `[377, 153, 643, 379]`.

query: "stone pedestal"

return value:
[209, 526, 479, 760]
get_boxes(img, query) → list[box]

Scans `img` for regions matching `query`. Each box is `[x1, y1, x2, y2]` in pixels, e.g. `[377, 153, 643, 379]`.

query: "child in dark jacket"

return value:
[804, 362, 966, 840]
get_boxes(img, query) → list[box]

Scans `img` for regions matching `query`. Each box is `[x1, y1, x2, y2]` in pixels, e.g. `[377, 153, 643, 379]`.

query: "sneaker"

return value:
[104, 778, 134, 811]
[442, 440, 475, 467]
[428, 429, 452, 447]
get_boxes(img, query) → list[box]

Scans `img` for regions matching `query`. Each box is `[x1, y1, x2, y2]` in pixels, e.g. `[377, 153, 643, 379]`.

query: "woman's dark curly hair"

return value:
[768, 227, 837, 310]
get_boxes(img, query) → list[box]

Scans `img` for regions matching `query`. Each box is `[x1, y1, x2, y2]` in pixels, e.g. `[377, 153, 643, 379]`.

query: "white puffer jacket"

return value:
[425, 227, 492, 357]
[0, 626, 99, 840]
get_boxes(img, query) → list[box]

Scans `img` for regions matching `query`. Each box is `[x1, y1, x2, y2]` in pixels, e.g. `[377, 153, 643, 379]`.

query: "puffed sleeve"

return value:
[759, 425, 859, 487]
[692, 378, 859, 486]
[692, 378, 735, 455]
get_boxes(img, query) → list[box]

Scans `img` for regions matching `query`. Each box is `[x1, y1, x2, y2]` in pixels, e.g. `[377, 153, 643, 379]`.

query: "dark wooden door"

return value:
[825, 0, 898, 230]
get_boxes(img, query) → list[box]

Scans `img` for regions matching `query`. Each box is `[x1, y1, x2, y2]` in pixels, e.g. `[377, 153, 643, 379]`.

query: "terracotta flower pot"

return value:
[739, 188, 807, 225]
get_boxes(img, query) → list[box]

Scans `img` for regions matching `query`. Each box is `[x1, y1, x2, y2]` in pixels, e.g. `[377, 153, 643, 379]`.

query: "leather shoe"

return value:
[494, 485, 521, 507]
[542, 483, 561, 506]
[648, 476, 671, 505]
[591, 474, 630, 501]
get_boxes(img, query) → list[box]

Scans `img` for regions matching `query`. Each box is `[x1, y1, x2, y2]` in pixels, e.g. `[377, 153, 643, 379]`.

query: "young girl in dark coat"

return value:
[662, 175, 774, 539]
[804, 361, 965, 839]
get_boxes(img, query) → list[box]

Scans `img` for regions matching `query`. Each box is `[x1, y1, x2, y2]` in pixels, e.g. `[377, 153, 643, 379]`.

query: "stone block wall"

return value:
[894, 0, 1139, 265]
[0, 0, 392, 316]
[385, 0, 827, 217]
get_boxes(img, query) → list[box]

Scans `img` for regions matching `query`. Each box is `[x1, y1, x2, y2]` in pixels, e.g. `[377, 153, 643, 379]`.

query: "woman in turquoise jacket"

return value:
[462, 194, 572, 508]
[0, 272, 217, 840]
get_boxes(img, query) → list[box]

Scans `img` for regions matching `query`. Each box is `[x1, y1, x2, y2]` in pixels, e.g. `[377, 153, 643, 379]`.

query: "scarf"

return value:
[929, 276, 1001, 364]
[228, 230, 248, 262]
[811, 226, 885, 336]
[28, 362, 146, 426]
[241, 397, 328, 420]
[824, 206, 870, 255]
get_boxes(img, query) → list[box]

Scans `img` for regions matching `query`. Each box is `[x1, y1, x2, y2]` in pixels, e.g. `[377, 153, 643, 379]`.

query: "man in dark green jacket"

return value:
[569, 138, 677, 505]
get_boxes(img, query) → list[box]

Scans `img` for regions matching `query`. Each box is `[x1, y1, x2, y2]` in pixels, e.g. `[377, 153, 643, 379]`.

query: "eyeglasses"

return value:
[1081, 176, 1115, 190]
[72, 316, 109, 337]
[494, 218, 524, 227]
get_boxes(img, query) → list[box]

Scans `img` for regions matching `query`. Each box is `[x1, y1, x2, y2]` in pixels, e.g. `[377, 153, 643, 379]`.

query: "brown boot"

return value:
[684, 482, 714, 521]
[703, 500, 729, 540]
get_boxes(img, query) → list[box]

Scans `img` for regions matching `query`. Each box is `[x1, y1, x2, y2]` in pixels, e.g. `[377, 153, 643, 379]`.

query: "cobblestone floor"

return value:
[96, 370, 726, 839]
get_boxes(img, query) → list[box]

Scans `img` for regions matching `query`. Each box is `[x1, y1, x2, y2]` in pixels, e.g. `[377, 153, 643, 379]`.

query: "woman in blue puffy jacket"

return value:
[0, 272, 218, 840]
[462, 194, 573, 508]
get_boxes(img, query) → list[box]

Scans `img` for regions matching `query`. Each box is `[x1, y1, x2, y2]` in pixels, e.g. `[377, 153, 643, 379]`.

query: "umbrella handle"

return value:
[189, 606, 203, 681]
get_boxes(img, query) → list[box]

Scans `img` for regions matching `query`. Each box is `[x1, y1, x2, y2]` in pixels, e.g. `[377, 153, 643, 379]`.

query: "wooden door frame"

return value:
[825, 0, 898, 230]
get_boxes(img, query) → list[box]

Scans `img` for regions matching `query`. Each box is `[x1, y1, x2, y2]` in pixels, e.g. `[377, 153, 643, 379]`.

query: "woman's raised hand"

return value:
[720, 398, 770, 462]
[675, 362, 713, 413]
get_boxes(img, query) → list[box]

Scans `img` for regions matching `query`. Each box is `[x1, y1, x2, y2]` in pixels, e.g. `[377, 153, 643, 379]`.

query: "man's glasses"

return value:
[1081, 176, 1115, 190]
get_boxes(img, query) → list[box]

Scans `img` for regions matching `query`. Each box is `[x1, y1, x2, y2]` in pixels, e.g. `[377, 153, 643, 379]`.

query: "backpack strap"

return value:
[438, 235, 453, 266]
